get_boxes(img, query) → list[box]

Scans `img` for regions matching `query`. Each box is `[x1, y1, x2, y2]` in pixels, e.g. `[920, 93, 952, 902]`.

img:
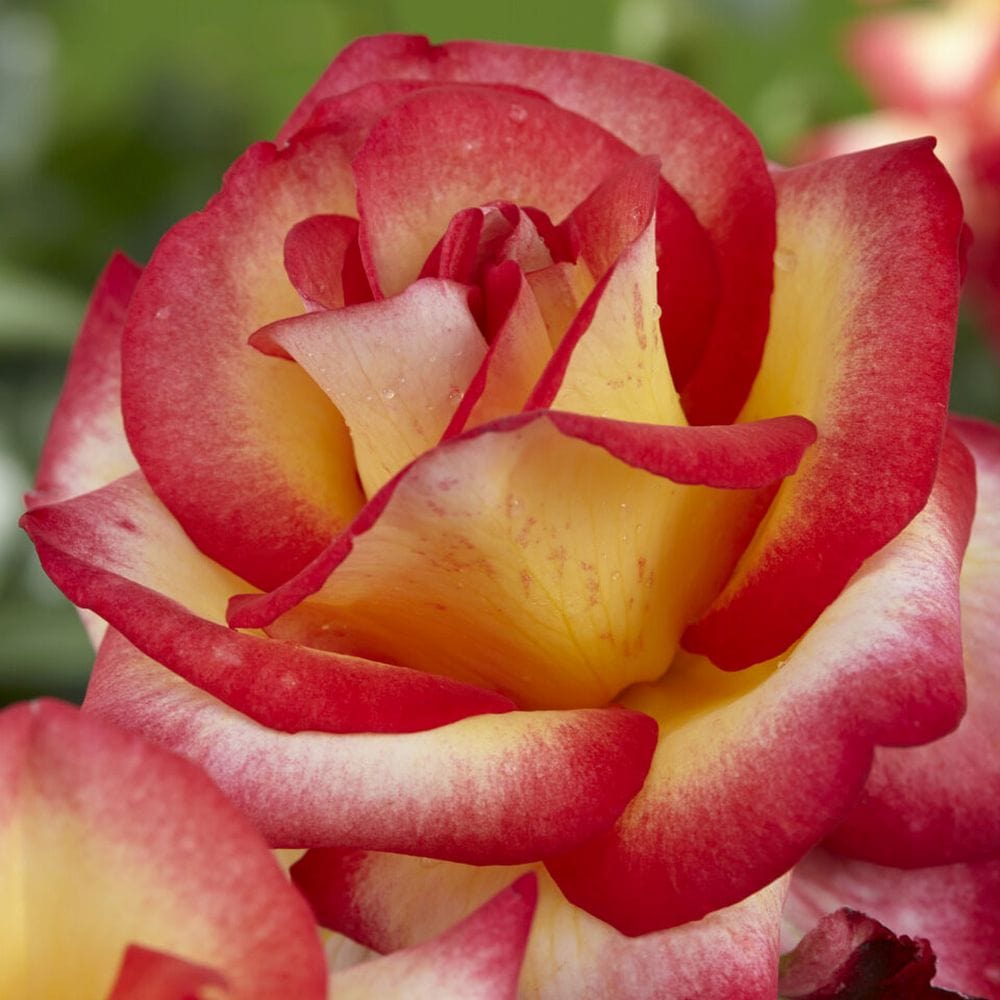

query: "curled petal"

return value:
[293, 849, 787, 1000]
[0, 700, 326, 1000]
[546, 431, 974, 934]
[827, 416, 1000, 866]
[253, 279, 487, 496]
[106, 945, 227, 1000]
[122, 129, 365, 591]
[785, 848, 1000, 1000]
[326, 874, 536, 1000]
[686, 139, 965, 668]
[21, 472, 510, 734]
[283, 214, 369, 311]
[84, 632, 658, 862]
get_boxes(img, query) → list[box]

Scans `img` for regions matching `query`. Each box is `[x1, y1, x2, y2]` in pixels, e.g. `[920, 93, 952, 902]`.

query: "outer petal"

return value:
[826, 416, 1000, 866]
[785, 848, 1000, 1000]
[252, 279, 487, 496]
[327, 874, 536, 1000]
[121, 129, 365, 592]
[21, 472, 511, 734]
[546, 431, 974, 934]
[83, 631, 658, 863]
[0, 700, 326, 1000]
[27, 252, 140, 510]
[352, 84, 646, 298]
[848, 4, 1000, 115]
[686, 139, 964, 668]
[280, 35, 776, 423]
[229, 413, 814, 710]
[293, 850, 787, 1000]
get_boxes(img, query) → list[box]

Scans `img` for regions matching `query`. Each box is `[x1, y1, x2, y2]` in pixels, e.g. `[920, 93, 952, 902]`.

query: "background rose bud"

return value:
[18, 33, 1000, 999]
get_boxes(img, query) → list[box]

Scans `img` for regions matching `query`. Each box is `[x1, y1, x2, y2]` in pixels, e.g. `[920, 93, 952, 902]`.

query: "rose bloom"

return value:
[801, 0, 1000, 351]
[20, 34, 1000, 998]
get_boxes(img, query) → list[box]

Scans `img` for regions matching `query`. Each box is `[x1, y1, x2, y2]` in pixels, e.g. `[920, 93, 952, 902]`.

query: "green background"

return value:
[2, 0, 997, 704]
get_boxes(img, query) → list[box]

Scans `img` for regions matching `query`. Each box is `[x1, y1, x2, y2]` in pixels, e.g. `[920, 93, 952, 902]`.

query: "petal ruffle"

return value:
[121, 129, 365, 591]
[229, 413, 814, 709]
[785, 848, 1000, 1000]
[292, 849, 787, 1000]
[27, 252, 140, 510]
[686, 139, 965, 668]
[0, 700, 326, 1000]
[21, 472, 512, 734]
[545, 430, 974, 934]
[280, 35, 775, 423]
[327, 874, 536, 1000]
[826, 416, 1000, 866]
[84, 630, 658, 862]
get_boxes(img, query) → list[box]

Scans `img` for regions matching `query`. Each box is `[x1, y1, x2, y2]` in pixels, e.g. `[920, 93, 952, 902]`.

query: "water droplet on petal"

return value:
[380, 387, 397, 401]
[610, 570, 622, 582]
[508, 103, 528, 123]
[155, 306, 171, 321]
[652, 304, 663, 320]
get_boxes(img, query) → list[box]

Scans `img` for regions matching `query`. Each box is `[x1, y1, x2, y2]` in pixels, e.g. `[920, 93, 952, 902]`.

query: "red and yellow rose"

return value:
[16, 34, 1000, 998]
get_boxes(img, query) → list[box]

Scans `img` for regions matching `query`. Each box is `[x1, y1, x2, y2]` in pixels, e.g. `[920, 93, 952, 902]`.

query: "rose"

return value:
[0, 699, 536, 1000]
[801, 0, 1000, 351]
[20, 34, 998, 997]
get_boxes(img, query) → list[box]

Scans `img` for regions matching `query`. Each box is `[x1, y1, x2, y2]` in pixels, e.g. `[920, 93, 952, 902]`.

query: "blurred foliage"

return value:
[1, 0, 997, 705]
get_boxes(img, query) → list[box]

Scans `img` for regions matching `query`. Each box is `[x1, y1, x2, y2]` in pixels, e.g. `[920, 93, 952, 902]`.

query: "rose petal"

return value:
[686, 139, 964, 668]
[292, 849, 787, 1000]
[229, 413, 814, 709]
[546, 430, 974, 934]
[0, 699, 326, 1000]
[352, 84, 644, 298]
[326, 874, 536, 1000]
[848, 4, 1000, 115]
[121, 129, 365, 591]
[282, 214, 369, 312]
[826, 416, 1000, 867]
[527, 215, 686, 428]
[785, 848, 1000, 999]
[84, 631, 658, 862]
[106, 945, 228, 1000]
[21, 472, 511, 734]
[444, 261, 553, 435]
[27, 252, 140, 511]
[280, 35, 775, 423]
[252, 279, 487, 496]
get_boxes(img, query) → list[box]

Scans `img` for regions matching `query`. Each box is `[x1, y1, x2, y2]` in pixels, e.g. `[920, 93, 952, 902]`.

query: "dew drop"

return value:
[380, 387, 397, 401]
[447, 386, 463, 402]
[610, 571, 623, 582]
[652, 304, 663, 320]
[774, 249, 797, 272]
[155, 306, 171, 321]
[508, 103, 528, 123]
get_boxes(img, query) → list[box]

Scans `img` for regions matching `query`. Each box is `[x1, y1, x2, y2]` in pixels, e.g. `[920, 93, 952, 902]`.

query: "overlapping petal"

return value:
[21, 472, 511, 734]
[687, 139, 964, 668]
[326, 874, 536, 999]
[292, 849, 787, 1000]
[827, 416, 1000, 867]
[0, 700, 326, 1000]
[279, 34, 775, 423]
[121, 128, 365, 591]
[84, 629, 658, 862]
[546, 430, 974, 934]
[229, 413, 813, 709]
